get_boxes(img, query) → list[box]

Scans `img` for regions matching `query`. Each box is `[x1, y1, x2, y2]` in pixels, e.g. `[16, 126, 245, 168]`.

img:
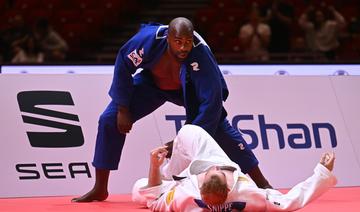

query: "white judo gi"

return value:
[132, 124, 337, 211]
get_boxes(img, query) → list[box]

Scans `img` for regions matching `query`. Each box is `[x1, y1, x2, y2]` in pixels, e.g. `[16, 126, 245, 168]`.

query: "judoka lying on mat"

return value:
[132, 124, 336, 211]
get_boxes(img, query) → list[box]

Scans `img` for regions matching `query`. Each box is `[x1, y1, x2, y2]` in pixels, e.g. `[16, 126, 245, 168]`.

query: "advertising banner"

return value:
[2, 64, 360, 75]
[0, 74, 359, 198]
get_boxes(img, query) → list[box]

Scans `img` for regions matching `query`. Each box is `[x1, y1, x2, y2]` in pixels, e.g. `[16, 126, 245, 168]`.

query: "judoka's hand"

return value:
[147, 146, 168, 187]
[320, 152, 335, 171]
[117, 106, 132, 134]
[150, 146, 168, 168]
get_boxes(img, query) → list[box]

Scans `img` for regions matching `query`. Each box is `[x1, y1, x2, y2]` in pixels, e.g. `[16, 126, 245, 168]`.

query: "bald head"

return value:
[168, 17, 194, 37]
[166, 17, 194, 62]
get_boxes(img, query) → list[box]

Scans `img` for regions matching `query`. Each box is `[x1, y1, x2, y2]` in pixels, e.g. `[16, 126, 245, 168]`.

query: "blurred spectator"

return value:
[6, 0, 14, 8]
[349, 16, 360, 35]
[11, 35, 44, 64]
[299, 4, 346, 60]
[33, 18, 68, 62]
[239, 4, 271, 61]
[265, 0, 295, 54]
[0, 14, 30, 62]
[289, 36, 311, 62]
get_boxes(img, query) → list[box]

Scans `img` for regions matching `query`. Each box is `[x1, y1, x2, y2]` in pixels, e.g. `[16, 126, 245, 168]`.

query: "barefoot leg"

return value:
[72, 169, 110, 202]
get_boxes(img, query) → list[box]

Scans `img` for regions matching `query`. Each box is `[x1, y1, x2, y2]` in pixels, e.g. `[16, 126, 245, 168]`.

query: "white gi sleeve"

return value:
[264, 163, 337, 211]
[132, 178, 176, 208]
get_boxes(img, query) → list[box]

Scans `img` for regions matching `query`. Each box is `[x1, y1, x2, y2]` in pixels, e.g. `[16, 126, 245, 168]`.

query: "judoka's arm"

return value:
[189, 47, 224, 136]
[109, 29, 149, 133]
[146, 146, 168, 188]
[132, 146, 175, 211]
[265, 152, 337, 211]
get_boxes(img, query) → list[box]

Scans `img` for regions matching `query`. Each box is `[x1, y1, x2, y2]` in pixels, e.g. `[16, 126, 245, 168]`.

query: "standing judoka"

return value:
[132, 124, 337, 211]
[72, 17, 271, 202]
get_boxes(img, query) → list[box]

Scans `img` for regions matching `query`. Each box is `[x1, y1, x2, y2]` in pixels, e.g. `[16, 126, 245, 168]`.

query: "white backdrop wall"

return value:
[0, 74, 359, 198]
[2, 64, 360, 75]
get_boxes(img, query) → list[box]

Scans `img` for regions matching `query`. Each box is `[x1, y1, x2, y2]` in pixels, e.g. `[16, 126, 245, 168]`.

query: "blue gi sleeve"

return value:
[108, 25, 154, 107]
[109, 48, 136, 107]
[187, 46, 224, 136]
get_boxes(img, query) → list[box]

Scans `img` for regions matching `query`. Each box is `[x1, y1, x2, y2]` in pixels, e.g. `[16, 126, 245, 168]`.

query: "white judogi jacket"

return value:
[132, 125, 337, 211]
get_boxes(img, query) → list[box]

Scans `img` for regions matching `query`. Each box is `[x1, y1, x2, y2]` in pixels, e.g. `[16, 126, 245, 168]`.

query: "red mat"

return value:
[1, 187, 359, 212]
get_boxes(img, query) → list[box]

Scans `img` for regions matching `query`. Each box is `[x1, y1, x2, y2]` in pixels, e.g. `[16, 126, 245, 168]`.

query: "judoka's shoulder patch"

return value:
[194, 199, 246, 212]
[166, 188, 176, 205]
[127, 48, 144, 67]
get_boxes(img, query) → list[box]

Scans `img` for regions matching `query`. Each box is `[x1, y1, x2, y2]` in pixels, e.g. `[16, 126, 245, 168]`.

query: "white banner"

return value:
[2, 64, 360, 75]
[0, 74, 359, 198]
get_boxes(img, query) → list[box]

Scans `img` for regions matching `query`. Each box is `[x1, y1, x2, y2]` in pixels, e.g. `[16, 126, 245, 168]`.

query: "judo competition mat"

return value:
[1, 187, 359, 212]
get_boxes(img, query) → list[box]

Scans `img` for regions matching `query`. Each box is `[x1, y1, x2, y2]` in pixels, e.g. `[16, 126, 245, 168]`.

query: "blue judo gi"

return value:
[92, 23, 258, 173]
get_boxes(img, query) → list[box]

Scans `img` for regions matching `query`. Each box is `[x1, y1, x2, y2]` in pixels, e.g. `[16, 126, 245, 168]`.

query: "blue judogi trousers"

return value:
[92, 73, 258, 174]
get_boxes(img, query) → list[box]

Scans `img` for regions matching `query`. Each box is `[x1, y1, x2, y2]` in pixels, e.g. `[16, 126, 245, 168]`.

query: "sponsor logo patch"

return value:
[127, 48, 144, 67]
[166, 188, 176, 205]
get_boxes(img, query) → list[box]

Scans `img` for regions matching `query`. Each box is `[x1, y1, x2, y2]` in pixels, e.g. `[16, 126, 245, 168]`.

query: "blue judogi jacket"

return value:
[109, 23, 229, 136]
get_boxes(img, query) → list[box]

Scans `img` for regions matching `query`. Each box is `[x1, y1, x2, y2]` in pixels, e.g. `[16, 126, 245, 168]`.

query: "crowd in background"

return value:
[1, 15, 68, 64]
[239, 1, 347, 61]
[0, 0, 145, 64]
[195, 0, 360, 62]
[1, 0, 359, 64]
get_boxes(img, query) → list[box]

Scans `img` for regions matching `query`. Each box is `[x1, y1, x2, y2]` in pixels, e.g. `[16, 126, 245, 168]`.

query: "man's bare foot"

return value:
[71, 188, 108, 202]
[320, 152, 335, 171]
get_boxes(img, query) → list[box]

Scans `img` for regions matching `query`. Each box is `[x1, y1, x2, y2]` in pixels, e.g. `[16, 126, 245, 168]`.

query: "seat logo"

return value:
[17, 91, 84, 148]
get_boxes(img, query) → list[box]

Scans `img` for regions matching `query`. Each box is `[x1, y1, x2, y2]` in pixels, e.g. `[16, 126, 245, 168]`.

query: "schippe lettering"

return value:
[165, 114, 337, 150]
[16, 162, 92, 180]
